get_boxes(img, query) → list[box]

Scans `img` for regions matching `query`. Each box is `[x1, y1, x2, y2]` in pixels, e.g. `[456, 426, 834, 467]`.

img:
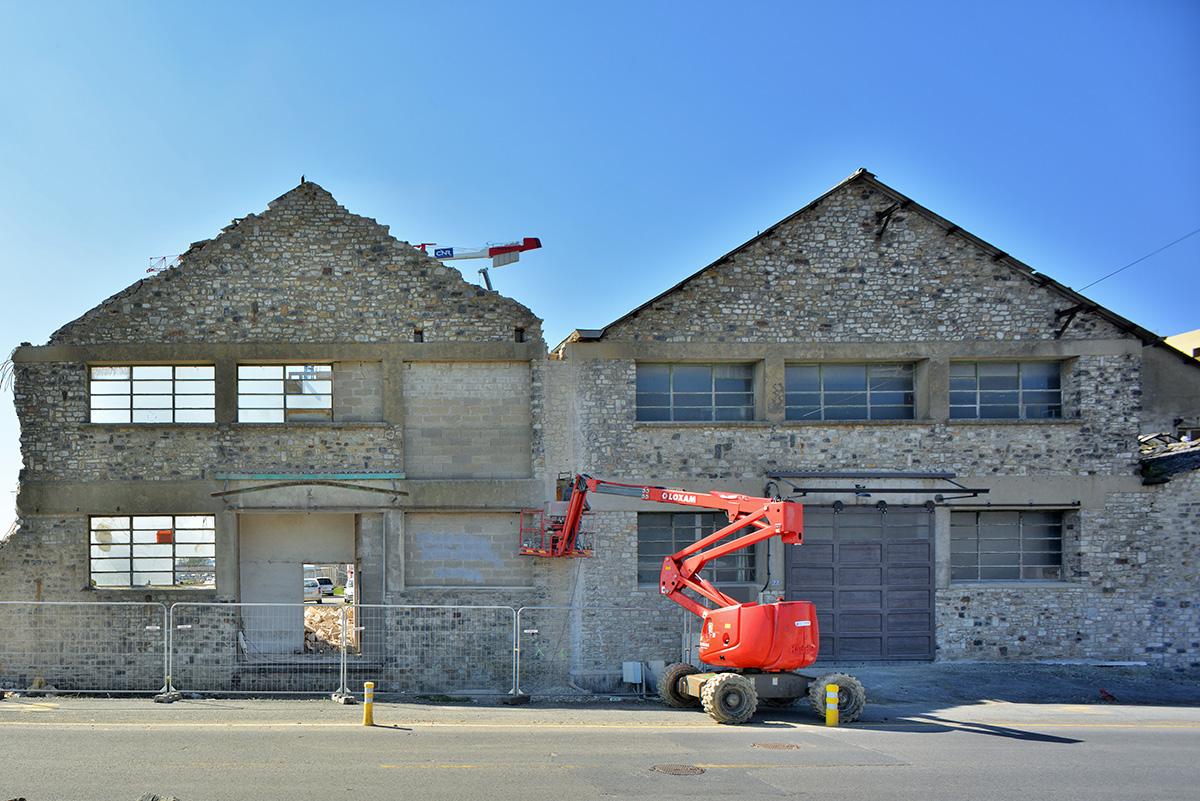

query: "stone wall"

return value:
[937, 471, 1199, 667]
[48, 182, 541, 346]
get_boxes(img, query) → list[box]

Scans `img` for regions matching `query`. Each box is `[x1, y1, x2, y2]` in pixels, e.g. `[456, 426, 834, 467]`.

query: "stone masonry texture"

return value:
[1, 172, 1197, 697]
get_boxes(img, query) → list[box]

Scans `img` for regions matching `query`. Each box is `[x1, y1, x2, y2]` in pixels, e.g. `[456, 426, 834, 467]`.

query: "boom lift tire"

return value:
[807, 672, 866, 723]
[701, 673, 758, 724]
[658, 662, 701, 708]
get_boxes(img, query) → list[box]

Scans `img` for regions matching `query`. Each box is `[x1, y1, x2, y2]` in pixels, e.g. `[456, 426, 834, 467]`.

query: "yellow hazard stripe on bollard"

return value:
[363, 681, 375, 727]
[825, 683, 839, 727]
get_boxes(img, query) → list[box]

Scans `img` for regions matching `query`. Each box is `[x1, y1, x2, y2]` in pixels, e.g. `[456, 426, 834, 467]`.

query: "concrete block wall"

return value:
[332, 361, 383, 422]
[403, 513, 533, 589]
[402, 362, 532, 479]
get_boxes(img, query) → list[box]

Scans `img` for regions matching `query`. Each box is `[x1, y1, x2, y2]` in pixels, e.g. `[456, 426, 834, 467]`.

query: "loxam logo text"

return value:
[661, 492, 697, 504]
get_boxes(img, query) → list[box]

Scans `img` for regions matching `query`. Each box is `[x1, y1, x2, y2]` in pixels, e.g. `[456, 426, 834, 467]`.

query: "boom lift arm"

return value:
[557, 475, 803, 618]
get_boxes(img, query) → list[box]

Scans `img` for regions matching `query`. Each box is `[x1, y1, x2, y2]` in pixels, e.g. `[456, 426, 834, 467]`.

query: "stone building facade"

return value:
[2, 171, 1197, 694]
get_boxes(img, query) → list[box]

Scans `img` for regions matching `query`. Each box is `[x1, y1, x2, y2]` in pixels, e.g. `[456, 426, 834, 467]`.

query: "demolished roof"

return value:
[557, 168, 1194, 368]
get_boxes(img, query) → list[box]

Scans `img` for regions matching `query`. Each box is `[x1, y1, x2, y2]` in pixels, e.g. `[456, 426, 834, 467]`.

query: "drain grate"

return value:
[650, 764, 706, 775]
[752, 742, 802, 751]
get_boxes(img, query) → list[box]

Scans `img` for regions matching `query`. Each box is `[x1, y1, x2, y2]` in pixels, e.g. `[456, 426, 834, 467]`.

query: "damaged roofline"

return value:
[555, 168, 1197, 369]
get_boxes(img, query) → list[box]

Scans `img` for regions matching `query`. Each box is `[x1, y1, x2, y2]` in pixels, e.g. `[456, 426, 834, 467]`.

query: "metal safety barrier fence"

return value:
[0, 601, 168, 694]
[0, 601, 691, 699]
[169, 602, 348, 695]
[515, 605, 686, 695]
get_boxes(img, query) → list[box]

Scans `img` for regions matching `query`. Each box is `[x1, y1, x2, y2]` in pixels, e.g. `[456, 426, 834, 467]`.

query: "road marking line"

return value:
[0, 720, 1197, 731]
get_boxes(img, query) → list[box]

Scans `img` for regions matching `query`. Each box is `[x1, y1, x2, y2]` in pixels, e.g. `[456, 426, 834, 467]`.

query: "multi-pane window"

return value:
[89, 365, 215, 423]
[785, 363, 915, 421]
[637, 513, 757, 586]
[237, 364, 333, 422]
[635, 363, 754, 422]
[950, 362, 1062, 419]
[950, 510, 1063, 581]
[89, 515, 216, 588]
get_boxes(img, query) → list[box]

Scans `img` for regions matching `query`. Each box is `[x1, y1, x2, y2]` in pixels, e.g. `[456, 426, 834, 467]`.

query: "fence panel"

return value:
[349, 605, 516, 697]
[516, 605, 686, 695]
[0, 601, 167, 694]
[169, 602, 347, 695]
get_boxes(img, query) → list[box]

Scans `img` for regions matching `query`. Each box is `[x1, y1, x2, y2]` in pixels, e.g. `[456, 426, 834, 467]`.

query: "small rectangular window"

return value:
[89, 365, 215, 424]
[90, 515, 216, 588]
[950, 362, 1062, 420]
[637, 512, 757, 586]
[237, 364, 333, 422]
[950, 510, 1063, 581]
[784, 363, 914, 421]
[636, 363, 755, 422]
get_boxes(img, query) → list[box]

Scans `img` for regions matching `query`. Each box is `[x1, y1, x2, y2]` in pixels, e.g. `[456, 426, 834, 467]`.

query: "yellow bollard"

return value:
[825, 683, 839, 727]
[363, 681, 375, 726]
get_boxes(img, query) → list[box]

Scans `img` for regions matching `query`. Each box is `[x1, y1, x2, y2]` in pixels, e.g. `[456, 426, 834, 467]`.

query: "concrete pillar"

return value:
[382, 358, 403, 426]
[933, 504, 951, 589]
[215, 510, 239, 601]
[355, 513, 386, 605]
[384, 509, 405, 598]
[763, 353, 786, 423]
[925, 356, 950, 421]
[215, 358, 238, 424]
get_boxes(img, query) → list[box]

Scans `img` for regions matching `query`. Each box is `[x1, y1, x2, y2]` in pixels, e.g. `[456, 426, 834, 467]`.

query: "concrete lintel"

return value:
[17, 478, 544, 515]
[558, 338, 1141, 361]
[12, 341, 547, 364]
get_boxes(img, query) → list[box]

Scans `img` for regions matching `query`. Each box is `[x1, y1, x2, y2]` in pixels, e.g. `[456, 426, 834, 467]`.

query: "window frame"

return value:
[784, 362, 916, 421]
[237, 363, 334, 423]
[89, 514, 217, 589]
[949, 509, 1065, 582]
[88, 364, 216, 424]
[636, 512, 759, 587]
[949, 361, 1063, 420]
[635, 363, 756, 423]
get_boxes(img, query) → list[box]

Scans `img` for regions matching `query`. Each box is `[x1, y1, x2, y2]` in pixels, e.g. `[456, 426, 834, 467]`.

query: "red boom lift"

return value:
[538, 474, 866, 724]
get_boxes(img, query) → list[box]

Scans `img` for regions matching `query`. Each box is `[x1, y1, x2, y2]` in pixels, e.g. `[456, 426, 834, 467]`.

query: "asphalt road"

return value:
[2, 697, 1199, 800]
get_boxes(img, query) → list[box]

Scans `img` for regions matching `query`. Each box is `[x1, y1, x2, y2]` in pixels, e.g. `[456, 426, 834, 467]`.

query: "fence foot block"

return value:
[331, 691, 358, 705]
[501, 693, 531, 706]
[153, 691, 182, 704]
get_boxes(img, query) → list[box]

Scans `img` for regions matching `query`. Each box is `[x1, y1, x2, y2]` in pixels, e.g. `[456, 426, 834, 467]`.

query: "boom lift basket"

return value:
[519, 503, 593, 557]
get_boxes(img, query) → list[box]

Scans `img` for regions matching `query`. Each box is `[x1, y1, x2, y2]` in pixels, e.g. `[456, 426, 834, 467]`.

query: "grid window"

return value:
[635, 363, 755, 422]
[950, 510, 1063, 581]
[89, 365, 215, 424]
[785, 363, 914, 421]
[237, 364, 333, 422]
[637, 512, 757, 586]
[89, 515, 216, 588]
[950, 362, 1062, 419]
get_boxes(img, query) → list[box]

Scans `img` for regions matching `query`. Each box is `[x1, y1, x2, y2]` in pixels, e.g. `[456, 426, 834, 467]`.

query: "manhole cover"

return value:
[650, 764, 705, 775]
[752, 742, 802, 751]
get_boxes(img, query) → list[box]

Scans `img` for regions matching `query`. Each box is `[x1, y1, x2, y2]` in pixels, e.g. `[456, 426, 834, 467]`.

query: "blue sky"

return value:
[1, 1, 1198, 525]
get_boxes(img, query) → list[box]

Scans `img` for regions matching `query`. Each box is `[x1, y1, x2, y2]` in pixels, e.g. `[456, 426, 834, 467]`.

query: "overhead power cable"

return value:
[1078, 225, 1200, 291]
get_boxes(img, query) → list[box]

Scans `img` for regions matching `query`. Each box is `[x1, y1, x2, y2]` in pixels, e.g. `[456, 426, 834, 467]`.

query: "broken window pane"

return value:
[635, 363, 755, 422]
[949, 510, 1064, 582]
[89, 365, 216, 424]
[785, 363, 914, 421]
[949, 362, 1062, 420]
[90, 515, 216, 588]
[238, 363, 333, 422]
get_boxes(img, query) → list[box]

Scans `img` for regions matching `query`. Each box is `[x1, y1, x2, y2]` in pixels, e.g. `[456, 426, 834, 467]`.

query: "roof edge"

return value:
[564, 169, 1189, 365]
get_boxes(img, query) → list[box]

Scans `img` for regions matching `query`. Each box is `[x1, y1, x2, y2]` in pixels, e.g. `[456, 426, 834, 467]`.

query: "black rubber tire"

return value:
[807, 672, 867, 723]
[658, 662, 701, 708]
[700, 673, 758, 724]
[761, 696, 799, 708]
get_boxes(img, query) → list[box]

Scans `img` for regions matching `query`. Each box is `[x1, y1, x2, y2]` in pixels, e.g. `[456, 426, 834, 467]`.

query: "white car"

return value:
[303, 577, 322, 603]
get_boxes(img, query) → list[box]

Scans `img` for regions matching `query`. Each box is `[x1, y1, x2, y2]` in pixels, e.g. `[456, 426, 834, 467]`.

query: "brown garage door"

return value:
[784, 506, 934, 661]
